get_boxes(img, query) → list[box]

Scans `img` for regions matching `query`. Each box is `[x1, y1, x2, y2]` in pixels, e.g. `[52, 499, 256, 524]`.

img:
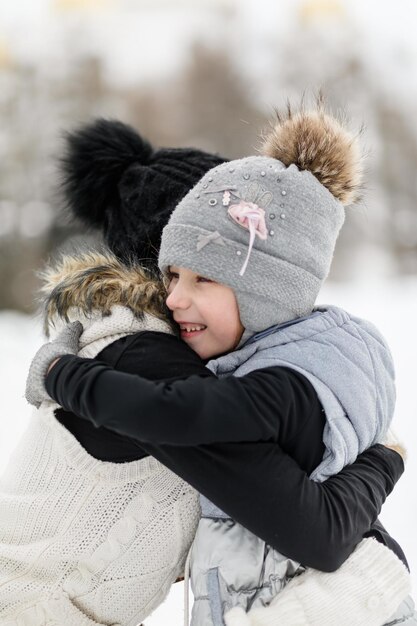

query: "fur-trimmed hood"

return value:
[40, 250, 173, 338]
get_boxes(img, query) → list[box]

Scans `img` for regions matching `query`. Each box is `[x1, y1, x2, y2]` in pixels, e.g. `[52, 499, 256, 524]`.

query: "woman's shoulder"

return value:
[97, 331, 214, 381]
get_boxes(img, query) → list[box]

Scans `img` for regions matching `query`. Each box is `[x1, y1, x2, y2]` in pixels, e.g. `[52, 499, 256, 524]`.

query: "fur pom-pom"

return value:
[60, 118, 154, 227]
[261, 102, 363, 205]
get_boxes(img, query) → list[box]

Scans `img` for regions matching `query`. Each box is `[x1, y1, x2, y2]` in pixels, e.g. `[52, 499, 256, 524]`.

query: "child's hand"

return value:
[25, 321, 83, 408]
[382, 428, 407, 461]
[47, 358, 61, 374]
[384, 442, 407, 461]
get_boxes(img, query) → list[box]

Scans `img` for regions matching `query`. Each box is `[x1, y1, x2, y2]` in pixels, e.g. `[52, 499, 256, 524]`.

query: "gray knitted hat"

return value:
[159, 107, 363, 332]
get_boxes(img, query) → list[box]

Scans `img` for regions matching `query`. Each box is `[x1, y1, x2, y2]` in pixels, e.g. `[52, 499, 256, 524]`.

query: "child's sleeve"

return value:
[45, 354, 322, 447]
[224, 538, 411, 626]
[45, 347, 405, 571]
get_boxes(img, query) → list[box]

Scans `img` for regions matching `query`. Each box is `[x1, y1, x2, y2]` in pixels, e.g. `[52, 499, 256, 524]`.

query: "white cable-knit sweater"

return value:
[0, 307, 200, 626]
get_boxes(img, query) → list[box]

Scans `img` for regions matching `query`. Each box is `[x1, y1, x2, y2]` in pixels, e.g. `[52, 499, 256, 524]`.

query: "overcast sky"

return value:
[1, 0, 416, 90]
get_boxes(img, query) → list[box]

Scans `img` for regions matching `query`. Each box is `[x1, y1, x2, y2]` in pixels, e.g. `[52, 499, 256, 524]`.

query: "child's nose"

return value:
[166, 284, 191, 311]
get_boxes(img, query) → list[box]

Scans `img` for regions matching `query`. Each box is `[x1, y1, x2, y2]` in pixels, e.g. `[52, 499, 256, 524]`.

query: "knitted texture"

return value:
[60, 118, 227, 270]
[159, 107, 363, 332]
[1, 306, 199, 626]
[159, 157, 345, 332]
[224, 539, 411, 626]
[49, 305, 174, 355]
[25, 321, 83, 408]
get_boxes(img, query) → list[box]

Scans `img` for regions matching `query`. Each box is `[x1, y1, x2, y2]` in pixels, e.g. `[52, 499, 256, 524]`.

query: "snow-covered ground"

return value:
[1, 279, 416, 623]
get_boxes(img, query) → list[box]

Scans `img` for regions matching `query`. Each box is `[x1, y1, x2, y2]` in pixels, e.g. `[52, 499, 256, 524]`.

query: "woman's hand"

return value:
[25, 321, 83, 408]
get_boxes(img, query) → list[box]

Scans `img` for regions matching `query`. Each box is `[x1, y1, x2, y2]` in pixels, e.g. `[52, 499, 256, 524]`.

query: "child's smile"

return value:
[166, 266, 244, 359]
[177, 322, 207, 340]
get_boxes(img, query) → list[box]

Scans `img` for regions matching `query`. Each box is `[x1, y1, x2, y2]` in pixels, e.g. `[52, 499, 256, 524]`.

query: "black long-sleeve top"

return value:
[50, 331, 405, 572]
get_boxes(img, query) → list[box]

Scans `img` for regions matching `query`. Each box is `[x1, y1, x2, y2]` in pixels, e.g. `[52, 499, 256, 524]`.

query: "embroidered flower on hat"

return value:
[228, 200, 268, 239]
[228, 199, 268, 276]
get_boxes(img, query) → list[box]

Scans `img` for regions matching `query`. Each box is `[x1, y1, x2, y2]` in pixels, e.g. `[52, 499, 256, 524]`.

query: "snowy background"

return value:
[1, 278, 416, 623]
[1, 0, 417, 623]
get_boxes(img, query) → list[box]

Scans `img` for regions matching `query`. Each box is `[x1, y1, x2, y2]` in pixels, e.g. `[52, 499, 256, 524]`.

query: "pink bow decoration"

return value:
[196, 231, 225, 251]
[228, 200, 268, 276]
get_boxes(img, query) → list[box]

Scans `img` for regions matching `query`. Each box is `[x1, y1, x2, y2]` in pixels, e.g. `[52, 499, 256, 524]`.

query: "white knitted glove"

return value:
[224, 538, 411, 626]
[25, 321, 83, 408]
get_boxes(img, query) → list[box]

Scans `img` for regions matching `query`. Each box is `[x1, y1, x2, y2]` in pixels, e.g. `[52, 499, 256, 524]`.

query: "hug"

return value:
[1, 104, 416, 625]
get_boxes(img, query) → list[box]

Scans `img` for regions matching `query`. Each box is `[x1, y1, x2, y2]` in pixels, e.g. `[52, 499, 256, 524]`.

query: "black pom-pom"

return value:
[60, 118, 154, 228]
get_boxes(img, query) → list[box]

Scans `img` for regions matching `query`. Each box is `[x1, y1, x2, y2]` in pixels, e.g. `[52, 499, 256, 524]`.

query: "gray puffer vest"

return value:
[188, 306, 411, 626]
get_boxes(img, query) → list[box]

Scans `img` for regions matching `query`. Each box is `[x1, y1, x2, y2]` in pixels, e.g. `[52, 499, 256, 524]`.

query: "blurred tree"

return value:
[126, 43, 266, 158]
[376, 104, 417, 274]
[269, 4, 417, 279]
[1, 2, 417, 313]
[0, 56, 117, 312]
[176, 43, 266, 158]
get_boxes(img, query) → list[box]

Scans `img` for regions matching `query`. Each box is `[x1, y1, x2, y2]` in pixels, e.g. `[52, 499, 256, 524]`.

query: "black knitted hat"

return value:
[60, 118, 227, 271]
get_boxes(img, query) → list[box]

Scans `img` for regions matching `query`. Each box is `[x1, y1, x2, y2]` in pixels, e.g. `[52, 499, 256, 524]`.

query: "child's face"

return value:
[166, 266, 245, 359]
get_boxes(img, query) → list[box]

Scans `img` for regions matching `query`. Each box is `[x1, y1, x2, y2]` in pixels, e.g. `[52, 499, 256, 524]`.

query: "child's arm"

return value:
[44, 354, 330, 446]
[146, 439, 402, 572]
[43, 350, 404, 572]
[224, 539, 411, 626]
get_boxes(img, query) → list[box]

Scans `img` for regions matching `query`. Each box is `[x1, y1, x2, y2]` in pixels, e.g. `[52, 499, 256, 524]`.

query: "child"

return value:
[26, 111, 415, 625]
[2, 121, 400, 626]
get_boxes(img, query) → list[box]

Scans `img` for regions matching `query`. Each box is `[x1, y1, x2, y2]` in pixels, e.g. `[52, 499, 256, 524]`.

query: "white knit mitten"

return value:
[224, 538, 411, 626]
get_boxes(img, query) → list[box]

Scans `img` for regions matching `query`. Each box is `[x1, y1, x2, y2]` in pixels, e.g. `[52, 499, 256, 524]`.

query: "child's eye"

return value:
[197, 276, 213, 283]
[165, 272, 178, 292]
